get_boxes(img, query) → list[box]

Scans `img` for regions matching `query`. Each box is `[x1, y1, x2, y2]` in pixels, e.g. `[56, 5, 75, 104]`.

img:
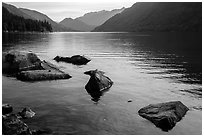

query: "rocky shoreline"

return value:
[2, 104, 51, 135]
[2, 50, 189, 134]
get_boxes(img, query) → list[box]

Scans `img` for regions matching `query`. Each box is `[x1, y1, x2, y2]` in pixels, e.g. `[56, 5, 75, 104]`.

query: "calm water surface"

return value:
[2, 32, 202, 134]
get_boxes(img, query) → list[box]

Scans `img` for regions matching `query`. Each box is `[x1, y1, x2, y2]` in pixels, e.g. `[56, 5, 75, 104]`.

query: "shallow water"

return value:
[2, 32, 202, 134]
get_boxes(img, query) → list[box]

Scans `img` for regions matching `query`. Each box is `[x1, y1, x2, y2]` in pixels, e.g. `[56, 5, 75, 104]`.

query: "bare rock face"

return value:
[16, 60, 71, 81]
[84, 69, 113, 102]
[2, 51, 42, 74]
[18, 108, 35, 119]
[2, 104, 13, 115]
[40, 60, 64, 73]
[54, 55, 91, 65]
[3, 51, 72, 81]
[16, 70, 71, 81]
[138, 101, 189, 131]
[2, 114, 32, 135]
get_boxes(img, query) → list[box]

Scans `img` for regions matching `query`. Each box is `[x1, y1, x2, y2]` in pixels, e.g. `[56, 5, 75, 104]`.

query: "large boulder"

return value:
[54, 55, 91, 65]
[2, 51, 72, 81]
[2, 104, 13, 115]
[18, 107, 35, 119]
[2, 51, 42, 74]
[138, 101, 189, 131]
[2, 114, 32, 135]
[84, 69, 113, 102]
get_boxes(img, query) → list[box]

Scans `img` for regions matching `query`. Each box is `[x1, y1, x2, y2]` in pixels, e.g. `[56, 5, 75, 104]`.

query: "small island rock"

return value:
[54, 55, 91, 65]
[84, 69, 113, 102]
[18, 107, 35, 119]
[138, 101, 189, 131]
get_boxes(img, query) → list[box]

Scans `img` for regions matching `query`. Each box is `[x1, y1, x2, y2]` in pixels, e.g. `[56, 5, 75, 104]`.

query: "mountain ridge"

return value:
[19, 8, 74, 32]
[2, 3, 74, 32]
[93, 2, 202, 32]
[76, 7, 125, 26]
[59, 18, 95, 31]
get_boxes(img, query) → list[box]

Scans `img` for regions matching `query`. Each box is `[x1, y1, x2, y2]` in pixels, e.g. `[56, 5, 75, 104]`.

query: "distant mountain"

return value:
[93, 2, 202, 32]
[19, 8, 73, 32]
[59, 18, 95, 31]
[3, 3, 73, 32]
[76, 7, 125, 26]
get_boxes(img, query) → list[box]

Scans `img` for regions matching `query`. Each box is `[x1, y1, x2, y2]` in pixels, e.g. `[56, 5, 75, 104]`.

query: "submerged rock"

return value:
[2, 114, 32, 135]
[2, 104, 13, 115]
[138, 101, 189, 131]
[2, 51, 42, 74]
[84, 69, 113, 102]
[16, 69, 71, 81]
[54, 55, 91, 65]
[18, 108, 35, 119]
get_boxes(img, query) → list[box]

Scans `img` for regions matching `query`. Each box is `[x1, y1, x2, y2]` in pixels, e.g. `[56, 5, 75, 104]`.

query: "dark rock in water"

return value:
[31, 128, 53, 135]
[84, 69, 113, 102]
[16, 70, 71, 81]
[2, 114, 32, 135]
[18, 108, 35, 119]
[138, 101, 189, 132]
[54, 56, 70, 62]
[2, 104, 13, 115]
[70, 55, 91, 65]
[2, 51, 42, 74]
[54, 55, 91, 65]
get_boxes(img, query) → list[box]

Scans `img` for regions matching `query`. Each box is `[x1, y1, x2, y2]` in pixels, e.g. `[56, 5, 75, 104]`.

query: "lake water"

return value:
[2, 32, 202, 135]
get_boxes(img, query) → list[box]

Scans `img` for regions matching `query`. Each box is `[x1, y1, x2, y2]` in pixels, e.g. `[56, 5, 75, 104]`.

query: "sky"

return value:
[8, 1, 136, 22]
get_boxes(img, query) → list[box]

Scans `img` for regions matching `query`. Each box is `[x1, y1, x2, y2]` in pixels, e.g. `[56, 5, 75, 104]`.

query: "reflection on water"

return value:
[2, 32, 202, 134]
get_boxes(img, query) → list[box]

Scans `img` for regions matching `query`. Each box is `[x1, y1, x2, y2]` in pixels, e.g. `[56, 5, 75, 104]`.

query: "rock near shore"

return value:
[2, 104, 13, 115]
[3, 114, 32, 135]
[18, 107, 35, 119]
[3, 51, 71, 81]
[138, 101, 189, 131]
[17, 69, 71, 81]
[2, 51, 42, 73]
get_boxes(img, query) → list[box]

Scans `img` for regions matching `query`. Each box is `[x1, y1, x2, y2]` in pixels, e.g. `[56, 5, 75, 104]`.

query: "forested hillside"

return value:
[3, 7, 52, 32]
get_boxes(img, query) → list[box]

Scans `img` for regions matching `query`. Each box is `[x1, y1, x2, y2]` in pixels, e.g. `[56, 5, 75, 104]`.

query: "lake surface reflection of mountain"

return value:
[2, 32, 202, 135]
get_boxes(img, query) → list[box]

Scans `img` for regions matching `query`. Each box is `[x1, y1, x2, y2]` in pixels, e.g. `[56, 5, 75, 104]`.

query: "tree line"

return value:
[2, 7, 52, 32]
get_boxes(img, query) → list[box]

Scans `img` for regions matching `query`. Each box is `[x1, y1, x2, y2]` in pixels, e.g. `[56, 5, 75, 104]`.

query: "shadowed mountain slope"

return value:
[93, 2, 202, 32]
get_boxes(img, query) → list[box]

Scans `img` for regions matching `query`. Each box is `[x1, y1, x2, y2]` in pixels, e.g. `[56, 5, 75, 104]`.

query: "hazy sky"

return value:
[8, 1, 136, 22]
